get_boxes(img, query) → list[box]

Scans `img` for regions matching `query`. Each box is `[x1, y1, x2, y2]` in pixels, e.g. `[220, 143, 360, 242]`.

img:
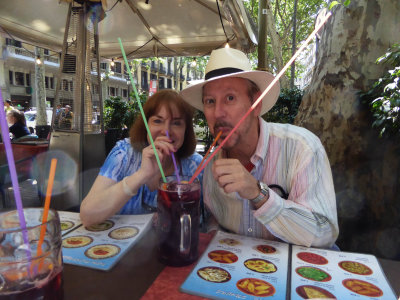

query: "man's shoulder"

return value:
[267, 122, 324, 149]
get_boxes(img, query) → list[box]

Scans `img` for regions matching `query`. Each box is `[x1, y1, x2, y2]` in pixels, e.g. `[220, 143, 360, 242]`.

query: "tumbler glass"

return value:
[0, 208, 63, 299]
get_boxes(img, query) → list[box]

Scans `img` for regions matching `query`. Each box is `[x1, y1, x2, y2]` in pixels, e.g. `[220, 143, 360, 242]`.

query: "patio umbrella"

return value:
[0, 0, 257, 59]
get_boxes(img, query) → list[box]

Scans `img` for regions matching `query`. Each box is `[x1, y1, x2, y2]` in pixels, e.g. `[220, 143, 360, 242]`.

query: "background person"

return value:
[180, 48, 338, 248]
[7, 109, 31, 140]
[4, 99, 14, 113]
[54, 104, 62, 128]
[80, 90, 203, 227]
[60, 105, 73, 129]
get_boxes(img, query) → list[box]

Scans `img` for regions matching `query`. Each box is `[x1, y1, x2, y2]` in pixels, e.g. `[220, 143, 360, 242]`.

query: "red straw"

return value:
[188, 12, 332, 183]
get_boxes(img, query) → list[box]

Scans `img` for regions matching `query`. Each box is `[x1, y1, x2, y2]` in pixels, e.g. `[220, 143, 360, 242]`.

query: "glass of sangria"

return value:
[157, 175, 201, 267]
[0, 208, 63, 300]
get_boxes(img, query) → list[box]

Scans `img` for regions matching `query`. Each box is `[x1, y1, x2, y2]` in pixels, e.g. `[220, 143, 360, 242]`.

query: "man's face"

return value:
[202, 77, 260, 150]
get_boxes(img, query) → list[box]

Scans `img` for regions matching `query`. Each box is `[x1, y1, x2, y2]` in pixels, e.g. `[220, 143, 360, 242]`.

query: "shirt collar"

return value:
[250, 117, 269, 166]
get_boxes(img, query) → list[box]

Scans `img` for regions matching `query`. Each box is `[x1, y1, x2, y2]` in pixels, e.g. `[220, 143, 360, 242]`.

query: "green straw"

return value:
[118, 38, 166, 182]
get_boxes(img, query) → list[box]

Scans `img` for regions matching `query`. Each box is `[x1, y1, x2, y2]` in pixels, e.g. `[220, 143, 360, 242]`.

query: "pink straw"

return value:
[0, 92, 31, 257]
[166, 130, 180, 183]
[189, 12, 332, 184]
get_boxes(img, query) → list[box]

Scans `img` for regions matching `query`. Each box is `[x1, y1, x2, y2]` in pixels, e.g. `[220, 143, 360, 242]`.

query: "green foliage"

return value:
[104, 91, 148, 129]
[263, 87, 304, 124]
[244, 0, 327, 78]
[360, 44, 400, 139]
[329, 0, 351, 10]
[125, 90, 148, 128]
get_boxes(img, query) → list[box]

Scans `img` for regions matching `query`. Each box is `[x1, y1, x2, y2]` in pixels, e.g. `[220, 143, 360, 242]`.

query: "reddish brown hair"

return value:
[130, 89, 196, 159]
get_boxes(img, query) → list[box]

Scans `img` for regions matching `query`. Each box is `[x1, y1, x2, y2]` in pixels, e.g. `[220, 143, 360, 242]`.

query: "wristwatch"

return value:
[250, 181, 269, 205]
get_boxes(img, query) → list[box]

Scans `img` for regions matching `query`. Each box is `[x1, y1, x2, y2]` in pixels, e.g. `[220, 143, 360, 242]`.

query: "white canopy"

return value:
[0, 0, 256, 59]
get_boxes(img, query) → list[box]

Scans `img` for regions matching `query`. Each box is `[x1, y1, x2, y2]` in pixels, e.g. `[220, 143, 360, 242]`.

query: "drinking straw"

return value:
[0, 92, 31, 259]
[36, 158, 57, 263]
[118, 38, 166, 183]
[165, 130, 180, 183]
[190, 130, 222, 182]
[189, 12, 332, 184]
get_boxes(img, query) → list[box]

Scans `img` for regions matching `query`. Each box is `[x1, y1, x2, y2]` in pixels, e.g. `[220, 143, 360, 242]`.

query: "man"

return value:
[60, 105, 73, 129]
[4, 99, 14, 113]
[180, 48, 338, 248]
[54, 104, 63, 128]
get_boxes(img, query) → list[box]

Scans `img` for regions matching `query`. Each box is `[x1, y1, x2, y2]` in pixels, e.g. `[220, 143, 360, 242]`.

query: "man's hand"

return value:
[212, 159, 260, 200]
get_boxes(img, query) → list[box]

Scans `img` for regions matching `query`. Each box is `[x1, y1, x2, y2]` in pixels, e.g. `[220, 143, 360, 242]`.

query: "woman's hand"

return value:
[139, 136, 175, 181]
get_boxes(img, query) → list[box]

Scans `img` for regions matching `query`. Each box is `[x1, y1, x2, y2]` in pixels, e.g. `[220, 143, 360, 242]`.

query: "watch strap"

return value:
[250, 181, 269, 205]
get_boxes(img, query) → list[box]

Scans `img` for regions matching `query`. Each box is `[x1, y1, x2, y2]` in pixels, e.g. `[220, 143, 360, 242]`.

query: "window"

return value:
[9, 71, 14, 85]
[44, 49, 49, 55]
[167, 78, 172, 89]
[122, 89, 128, 98]
[109, 87, 116, 96]
[45, 76, 50, 89]
[63, 79, 69, 91]
[70, 81, 73, 91]
[15, 72, 25, 86]
[159, 77, 165, 89]
[5, 38, 22, 48]
[115, 62, 122, 74]
[25, 74, 31, 87]
[100, 62, 107, 70]
[141, 71, 148, 89]
[50, 77, 54, 89]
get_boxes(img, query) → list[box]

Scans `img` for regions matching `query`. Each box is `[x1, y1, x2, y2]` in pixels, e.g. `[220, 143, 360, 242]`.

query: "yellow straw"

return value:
[36, 158, 57, 265]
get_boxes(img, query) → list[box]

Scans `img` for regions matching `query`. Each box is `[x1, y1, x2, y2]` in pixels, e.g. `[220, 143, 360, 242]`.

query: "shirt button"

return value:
[248, 228, 253, 232]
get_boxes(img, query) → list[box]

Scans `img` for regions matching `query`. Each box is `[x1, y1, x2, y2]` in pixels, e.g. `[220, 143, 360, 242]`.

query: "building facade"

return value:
[0, 36, 190, 111]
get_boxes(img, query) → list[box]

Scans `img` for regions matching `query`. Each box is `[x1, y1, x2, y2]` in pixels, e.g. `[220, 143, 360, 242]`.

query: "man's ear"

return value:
[253, 91, 263, 116]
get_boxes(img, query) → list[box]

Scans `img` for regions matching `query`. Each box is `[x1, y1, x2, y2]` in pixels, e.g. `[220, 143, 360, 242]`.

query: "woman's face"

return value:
[147, 104, 186, 150]
[7, 114, 15, 124]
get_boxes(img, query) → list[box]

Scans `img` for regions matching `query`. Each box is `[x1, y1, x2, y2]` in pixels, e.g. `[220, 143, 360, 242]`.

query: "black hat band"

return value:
[205, 67, 244, 80]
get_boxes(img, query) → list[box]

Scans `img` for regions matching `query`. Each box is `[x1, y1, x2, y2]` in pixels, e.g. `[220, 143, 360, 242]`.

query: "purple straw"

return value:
[0, 93, 31, 258]
[166, 130, 180, 183]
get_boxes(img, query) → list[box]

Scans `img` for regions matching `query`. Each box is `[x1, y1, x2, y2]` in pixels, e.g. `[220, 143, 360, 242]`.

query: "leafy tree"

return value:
[263, 87, 304, 123]
[104, 91, 148, 129]
[244, 0, 327, 85]
[360, 44, 400, 139]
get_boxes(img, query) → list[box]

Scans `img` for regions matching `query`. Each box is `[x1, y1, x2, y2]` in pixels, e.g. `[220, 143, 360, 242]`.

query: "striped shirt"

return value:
[203, 118, 339, 248]
[100, 138, 203, 214]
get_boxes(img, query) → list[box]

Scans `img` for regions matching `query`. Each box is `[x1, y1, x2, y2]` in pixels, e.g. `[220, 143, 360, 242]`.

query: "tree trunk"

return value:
[295, 0, 400, 259]
[35, 47, 47, 126]
[265, 0, 289, 88]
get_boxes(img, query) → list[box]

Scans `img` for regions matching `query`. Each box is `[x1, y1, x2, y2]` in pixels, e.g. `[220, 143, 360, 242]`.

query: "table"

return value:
[63, 230, 400, 299]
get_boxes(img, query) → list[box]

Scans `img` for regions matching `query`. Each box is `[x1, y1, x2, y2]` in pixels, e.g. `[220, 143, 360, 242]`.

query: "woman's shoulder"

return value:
[184, 152, 203, 164]
[105, 138, 138, 163]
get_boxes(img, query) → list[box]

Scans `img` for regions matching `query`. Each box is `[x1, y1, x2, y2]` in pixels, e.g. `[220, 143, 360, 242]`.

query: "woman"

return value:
[80, 90, 203, 226]
[7, 110, 31, 140]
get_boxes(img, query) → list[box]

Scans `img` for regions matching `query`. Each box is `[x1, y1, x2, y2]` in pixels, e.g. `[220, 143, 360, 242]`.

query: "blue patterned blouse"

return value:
[99, 138, 203, 214]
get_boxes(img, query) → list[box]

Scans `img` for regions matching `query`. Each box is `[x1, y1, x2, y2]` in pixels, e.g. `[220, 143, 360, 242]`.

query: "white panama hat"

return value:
[180, 48, 280, 115]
